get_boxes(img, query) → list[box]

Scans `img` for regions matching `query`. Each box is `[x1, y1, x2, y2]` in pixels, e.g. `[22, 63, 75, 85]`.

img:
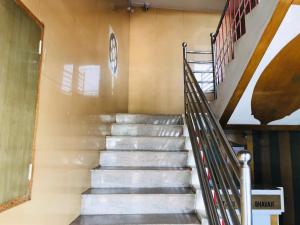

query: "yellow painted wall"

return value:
[0, 0, 129, 224]
[0, 3, 220, 224]
[128, 9, 220, 114]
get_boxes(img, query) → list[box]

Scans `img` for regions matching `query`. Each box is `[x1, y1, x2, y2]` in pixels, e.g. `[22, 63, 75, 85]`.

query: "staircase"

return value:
[70, 113, 201, 225]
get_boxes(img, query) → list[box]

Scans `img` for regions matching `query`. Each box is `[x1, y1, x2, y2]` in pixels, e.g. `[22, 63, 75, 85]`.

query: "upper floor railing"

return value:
[183, 42, 252, 225]
[211, 0, 259, 88]
[184, 49, 216, 100]
[186, 0, 259, 100]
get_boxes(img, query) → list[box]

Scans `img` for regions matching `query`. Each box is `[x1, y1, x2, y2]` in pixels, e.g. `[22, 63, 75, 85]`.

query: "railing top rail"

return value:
[187, 50, 212, 54]
[212, 0, 230, 42]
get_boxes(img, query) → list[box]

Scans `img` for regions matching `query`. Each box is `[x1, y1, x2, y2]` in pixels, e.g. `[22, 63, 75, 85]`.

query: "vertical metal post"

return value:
[182, 42, 187, 112]
[182, 42, 187, 61]
[238, 150, 252, 225]
[210, 34, 217, 100]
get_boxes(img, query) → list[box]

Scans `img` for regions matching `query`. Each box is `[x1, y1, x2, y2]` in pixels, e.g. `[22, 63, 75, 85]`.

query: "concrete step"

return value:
[111, 124, 184, 137]
[116, 114, 183, 125]
[70, 213, 201, 225]
[106, 136, 185, 151]
[83, 114, 116, 123]
[91, 166, 191, 188]
[99, 150, 188, 167]
[81, 188, 196, 215]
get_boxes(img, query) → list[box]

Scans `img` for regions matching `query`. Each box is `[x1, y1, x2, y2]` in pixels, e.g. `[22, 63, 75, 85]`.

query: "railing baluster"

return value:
[238, 151, 252, 225]
[182, 43, 252, 225]
[210, 33, 217, 99]
[185, 105, 221, 225]
[210, 0, 258, 87]
[185, 81, 239, 225]
[185, 68, 242, 212]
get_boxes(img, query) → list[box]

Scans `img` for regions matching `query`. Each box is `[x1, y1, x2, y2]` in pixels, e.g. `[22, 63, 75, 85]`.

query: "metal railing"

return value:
[183, 43, 252, 225]
[211, 0, 259, 86]
[184, 49, 216, 100]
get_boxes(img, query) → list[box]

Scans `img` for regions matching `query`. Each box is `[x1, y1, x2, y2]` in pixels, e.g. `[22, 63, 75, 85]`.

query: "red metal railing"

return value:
[211, 0, 259, 89]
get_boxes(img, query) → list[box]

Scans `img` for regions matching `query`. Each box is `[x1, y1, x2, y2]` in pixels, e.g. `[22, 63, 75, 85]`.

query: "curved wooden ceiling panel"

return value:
[251, 34, 300, 124]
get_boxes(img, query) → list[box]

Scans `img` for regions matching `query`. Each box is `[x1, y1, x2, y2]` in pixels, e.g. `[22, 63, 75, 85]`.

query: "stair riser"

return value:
[196, 189, 207, 219]
[191, 168, 200, 189]
[116, 114, 182, 125]
[81, 194, 195, 215]
[70, 214, 201, 225]
[84, 115, 116, 123]
[188, 150, 196, 167]
[99, 151, 188, 167]
[111, 124, 183, 137]
[106, 137, 185, 150]
[91, 170, 191, 188]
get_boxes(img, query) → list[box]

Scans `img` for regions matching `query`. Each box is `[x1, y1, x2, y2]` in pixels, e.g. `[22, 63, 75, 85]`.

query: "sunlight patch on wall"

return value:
[61, 64, 74, 95]
[78, 65, 101, 96]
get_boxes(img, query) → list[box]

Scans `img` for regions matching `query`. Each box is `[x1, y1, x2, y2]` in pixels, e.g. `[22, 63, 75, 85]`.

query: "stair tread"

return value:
[107, 136, 185, 139]
[99, 150, 188, 167]
[70, 213, 201, 225]
[106, 136, 185, 151]
[93, 166, 191, 171]
[83, 187, 195, 195]
[100, 149, 188, 152]
[117, 113, 182, 116]
[102, 149, 188, 152]
[112, 123, 183, 127]
[116, 114, 183, 125]
[111, 123, 184, 137]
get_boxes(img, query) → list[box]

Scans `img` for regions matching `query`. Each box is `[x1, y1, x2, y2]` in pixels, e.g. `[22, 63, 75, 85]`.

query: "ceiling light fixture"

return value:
[127, 0, 135, 13]
[143, 2, 151, 11]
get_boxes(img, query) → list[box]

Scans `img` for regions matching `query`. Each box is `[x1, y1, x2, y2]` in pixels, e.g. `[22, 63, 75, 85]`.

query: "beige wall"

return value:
[0, 0, 129, 224]
[0, 3, 220, 224]
[128, 9, 220, 114]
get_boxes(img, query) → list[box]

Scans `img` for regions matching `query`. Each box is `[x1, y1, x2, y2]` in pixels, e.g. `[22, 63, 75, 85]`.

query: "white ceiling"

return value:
[131, 0, 226, 12]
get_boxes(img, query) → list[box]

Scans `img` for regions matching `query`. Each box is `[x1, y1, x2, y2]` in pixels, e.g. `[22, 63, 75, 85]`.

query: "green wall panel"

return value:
[0, 0, 41, 207]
